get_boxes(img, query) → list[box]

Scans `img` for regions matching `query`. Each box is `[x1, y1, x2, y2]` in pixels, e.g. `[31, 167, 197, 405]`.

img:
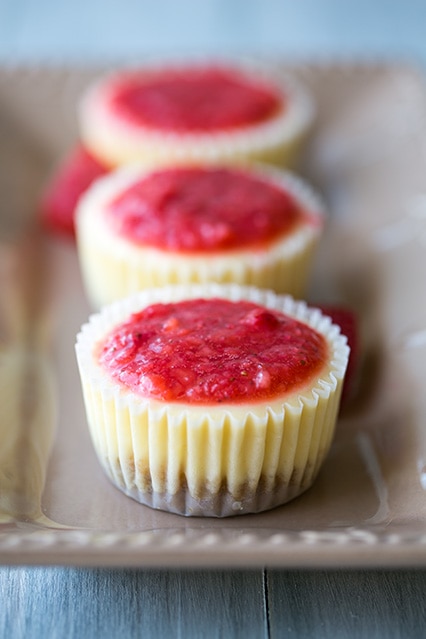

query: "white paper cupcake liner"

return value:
[75, 283, 349, 517]
[75, 163, 325, 308]
[78, 59, 315, 170]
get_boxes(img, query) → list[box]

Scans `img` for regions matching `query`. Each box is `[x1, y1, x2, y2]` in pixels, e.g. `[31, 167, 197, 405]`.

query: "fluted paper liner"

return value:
[76, 164, 325, 308]
[79, 59, 315, 170]
[75, 284, 349, 517]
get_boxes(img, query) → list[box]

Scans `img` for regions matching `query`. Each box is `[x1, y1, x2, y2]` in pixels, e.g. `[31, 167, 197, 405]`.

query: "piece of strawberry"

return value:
[315, 305, 359, 405]
[40, 144, 109, 238]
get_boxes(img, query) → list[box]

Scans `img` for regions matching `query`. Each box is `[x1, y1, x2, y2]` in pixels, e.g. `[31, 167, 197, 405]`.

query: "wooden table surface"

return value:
[1, 567, 426, 637]
[1, 1, 426, 637]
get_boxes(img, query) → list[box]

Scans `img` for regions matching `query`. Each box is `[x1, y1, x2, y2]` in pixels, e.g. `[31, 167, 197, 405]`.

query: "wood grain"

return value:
[2, 568, 426, 638]
[1, 568, 267, 638]
[267, 570, 426, 639]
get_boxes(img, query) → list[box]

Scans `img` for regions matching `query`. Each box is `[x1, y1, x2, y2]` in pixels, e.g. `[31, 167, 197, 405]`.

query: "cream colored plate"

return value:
[1, 62, 426, 567]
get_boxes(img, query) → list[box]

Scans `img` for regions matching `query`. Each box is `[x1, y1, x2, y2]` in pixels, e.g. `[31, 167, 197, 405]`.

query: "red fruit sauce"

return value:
[97, 298, 328, 404]
[41, 145, 108, 237]
[106, 167, 310, 252]
[109, 66, 282, 132]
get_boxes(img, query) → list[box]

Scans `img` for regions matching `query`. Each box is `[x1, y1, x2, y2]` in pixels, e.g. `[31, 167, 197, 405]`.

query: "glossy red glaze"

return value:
[98, 298, 328, 404]
[106, 167, 305, 251]
[109, 66, 282, 133]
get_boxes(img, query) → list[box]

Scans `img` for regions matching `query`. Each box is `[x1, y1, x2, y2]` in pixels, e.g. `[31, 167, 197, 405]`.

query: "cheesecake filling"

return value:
[76, 285, 348, 516]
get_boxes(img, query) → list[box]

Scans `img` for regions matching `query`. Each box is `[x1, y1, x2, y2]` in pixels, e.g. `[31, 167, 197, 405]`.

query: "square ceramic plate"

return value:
[1, 62, 426, 568]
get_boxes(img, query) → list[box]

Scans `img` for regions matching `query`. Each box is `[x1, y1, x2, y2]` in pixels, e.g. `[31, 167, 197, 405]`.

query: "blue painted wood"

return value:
[267, 570, 426, 639]
[0, 568, 267, 638]
[2, 568, 426, 638]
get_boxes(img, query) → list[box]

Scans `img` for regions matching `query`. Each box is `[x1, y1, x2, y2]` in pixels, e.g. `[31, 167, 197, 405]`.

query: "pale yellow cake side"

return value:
[75, 165, 325, 308]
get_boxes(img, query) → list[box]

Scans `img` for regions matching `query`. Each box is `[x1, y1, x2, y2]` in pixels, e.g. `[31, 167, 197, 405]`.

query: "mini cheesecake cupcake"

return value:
[75, 163, 325, 308]
[78, 60, 315, 170]
[75, 284, 349, 517]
